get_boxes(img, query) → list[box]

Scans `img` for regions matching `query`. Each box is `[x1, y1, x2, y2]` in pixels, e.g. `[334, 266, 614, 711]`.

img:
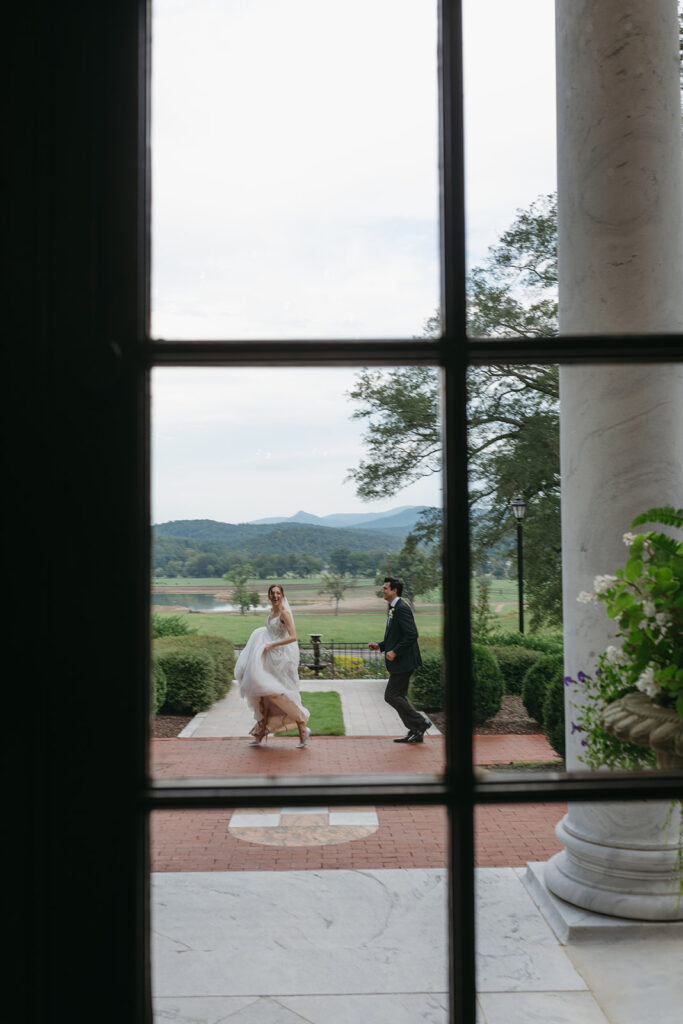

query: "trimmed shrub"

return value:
[542, 673, 566, 758]
[151, 654, 167, 714]
[155, 644, 216, 715]
[490, 645, 543, 695]
[151, 613, 197, 639]
[474, 631, 563, 658]
[521, 653, 564, 727]
[471, 644, 505, 725]
[155, 634, 234, 702]
[409, 656, 444, 712]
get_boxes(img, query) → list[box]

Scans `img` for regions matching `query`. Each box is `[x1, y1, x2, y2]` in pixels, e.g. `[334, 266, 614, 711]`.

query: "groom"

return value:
[369, 577, 430, 743]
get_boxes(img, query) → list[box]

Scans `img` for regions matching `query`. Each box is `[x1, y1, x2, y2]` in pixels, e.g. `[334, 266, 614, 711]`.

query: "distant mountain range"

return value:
[247, 506, 430, 533]
[152, 507, 434, 562]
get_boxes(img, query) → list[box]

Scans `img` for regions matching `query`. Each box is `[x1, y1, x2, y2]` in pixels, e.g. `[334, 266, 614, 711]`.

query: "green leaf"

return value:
[624, 557, 643, 582]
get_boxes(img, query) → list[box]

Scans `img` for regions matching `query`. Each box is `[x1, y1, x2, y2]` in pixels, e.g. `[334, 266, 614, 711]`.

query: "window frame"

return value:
[12, 1, 681, 1022]
[140, 4, 683, 1023]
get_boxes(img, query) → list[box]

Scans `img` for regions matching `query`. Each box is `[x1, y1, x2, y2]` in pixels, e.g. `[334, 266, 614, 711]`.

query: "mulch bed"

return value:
[152, 695, 541, 739]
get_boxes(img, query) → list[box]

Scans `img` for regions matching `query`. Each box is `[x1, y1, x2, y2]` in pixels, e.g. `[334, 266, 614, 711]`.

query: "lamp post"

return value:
[511, 496, 526, 634]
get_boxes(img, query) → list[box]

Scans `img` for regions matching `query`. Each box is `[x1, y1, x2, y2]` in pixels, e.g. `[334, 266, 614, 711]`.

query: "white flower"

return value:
[593, 574, 618, 594]
[642, 600, 656, 618]
[654, 612, 670, 628]
[635, 665, 662, 699]
[622, 531, 638, 546]
[604, 645, 627, 665]
[577, 591, 595, 603]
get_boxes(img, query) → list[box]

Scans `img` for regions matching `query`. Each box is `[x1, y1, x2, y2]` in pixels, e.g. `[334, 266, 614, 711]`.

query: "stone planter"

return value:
[599, 691, 683, 771]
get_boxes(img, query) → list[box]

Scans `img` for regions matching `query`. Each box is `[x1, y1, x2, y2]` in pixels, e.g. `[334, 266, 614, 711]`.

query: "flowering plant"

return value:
[567, 507, 683, 771]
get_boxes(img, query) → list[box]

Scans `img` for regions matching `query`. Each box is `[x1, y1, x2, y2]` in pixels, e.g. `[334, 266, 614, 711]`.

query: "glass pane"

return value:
[463, 1, 682, 340]
[468, 360, 683, 780]
[151, 0, 440, 340]
[474, 802, 682, 1022]
[463, 0, 556, 334]
[150, 366, 445, 778]
[151, 806, 448, 1017]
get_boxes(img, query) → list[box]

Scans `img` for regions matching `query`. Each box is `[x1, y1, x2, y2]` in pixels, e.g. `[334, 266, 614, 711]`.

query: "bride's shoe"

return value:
[296, 726, 311, 749]
[248, 725, 268, 745]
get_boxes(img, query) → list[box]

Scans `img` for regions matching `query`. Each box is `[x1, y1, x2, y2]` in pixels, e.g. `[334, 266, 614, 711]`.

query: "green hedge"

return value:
[542, 673, 566, 758]
[489, 645, 542, 695]
[521, 653, 564, 727]
[151, 654, 167, 714]
[154, 634, 235, 713]
[156, 647, 216, 715]
[409, 656, 444, 712]
[410, 648, 504, 725]
[474, 631, 563, 657]
[151, 613, 197, 639]
[471, 644, 504, 725]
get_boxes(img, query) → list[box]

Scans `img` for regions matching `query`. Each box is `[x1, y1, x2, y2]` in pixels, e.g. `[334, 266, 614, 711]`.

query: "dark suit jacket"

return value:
[379, 598, 422, 674]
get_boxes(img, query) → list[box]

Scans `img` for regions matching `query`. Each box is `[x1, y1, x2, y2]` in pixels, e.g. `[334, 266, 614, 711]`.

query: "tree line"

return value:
[153, 535, 392, 580]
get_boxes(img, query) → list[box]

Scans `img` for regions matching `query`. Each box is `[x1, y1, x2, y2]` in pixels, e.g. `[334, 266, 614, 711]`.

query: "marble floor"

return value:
[151, 865, 683, 1024]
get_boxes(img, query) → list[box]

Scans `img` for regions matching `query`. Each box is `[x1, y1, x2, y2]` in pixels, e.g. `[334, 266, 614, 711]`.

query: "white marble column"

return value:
[544, 0, 683, 920]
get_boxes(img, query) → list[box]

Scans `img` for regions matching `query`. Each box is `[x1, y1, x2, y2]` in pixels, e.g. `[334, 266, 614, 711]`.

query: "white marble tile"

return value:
[280, 993, 449, 1023]
[478, 991, 610, 1024]
[475, 868, 587, 993]
[280, 807, 329, 815]
[565, 941, 683, 1024]
[229, 813, 281, 828]
[521, 863, 683, 943]
[152, 869, 448, 999]
[153, 996, 258, 1022]
[329, 812, 379, 826]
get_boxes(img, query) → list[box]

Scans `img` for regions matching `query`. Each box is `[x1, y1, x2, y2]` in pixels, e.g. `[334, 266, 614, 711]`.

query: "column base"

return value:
[544, 813, 683, 922]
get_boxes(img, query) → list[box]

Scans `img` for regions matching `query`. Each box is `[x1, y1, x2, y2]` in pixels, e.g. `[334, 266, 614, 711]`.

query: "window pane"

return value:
[151, 0, 440, 340]
[151, 810, 448, 1017]
[463, 0, 556, 304]
[468, 360, 683, 781]
[150, 366, 445, 778]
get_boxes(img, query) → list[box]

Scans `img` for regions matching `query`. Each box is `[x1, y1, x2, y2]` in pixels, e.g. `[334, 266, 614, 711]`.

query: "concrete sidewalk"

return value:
[179, 677, 443, 739]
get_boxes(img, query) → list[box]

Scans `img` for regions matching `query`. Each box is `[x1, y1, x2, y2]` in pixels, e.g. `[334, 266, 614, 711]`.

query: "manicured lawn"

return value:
[153, 609, 443, 644]
[279, 690, 345, 737]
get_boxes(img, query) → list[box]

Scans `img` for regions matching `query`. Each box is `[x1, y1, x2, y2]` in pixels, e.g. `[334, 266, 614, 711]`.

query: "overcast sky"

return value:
[151, 0, 556, 525]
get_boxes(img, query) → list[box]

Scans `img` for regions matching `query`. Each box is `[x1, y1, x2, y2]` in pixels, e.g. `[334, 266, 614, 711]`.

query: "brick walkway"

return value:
[150, 736, 566, 871]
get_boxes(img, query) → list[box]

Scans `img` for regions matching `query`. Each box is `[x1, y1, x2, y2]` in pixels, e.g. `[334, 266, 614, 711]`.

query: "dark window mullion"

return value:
[439, 2, 476, 1022]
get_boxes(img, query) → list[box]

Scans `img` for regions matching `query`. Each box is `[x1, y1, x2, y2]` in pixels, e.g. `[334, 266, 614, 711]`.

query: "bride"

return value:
[235, 583, 311, 747]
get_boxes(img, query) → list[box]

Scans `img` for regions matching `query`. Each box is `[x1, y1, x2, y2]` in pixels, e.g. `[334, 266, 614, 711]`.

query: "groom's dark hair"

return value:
[384, 576, 403, 596]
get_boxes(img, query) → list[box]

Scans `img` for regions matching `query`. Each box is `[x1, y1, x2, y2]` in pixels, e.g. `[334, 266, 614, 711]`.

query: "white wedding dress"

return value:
[235, 610, 309, 737]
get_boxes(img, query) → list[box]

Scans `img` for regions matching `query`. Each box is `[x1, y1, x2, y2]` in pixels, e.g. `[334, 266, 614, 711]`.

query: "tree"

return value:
[224, 563, 258, 615]
[375, 534, 440, 608]
[348, 195, 561, 629]
[318, 571, 355, 615]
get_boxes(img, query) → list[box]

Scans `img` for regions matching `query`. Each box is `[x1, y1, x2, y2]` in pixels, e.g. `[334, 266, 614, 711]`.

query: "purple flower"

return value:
[563, 675, 574, 686]
[581, 739, 588, 747]
[570, 721, 583, 734]
[577, 671, 588, 683]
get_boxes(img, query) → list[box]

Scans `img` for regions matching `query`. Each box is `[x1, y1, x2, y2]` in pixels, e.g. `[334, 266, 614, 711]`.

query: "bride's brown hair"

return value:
[268, 584, 285, 600]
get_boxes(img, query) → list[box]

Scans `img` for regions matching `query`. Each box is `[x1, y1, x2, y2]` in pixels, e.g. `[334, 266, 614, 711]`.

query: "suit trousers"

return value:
[383, 671, 426, 732]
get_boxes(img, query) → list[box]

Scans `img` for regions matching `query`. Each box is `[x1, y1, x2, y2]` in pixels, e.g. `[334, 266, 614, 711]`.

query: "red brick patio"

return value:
[150, 735, 566, 872]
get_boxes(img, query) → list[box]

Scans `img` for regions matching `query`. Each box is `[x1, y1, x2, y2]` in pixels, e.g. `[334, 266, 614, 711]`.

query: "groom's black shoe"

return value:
[394, 730, 415, 743]
[409, 718, 432, 743]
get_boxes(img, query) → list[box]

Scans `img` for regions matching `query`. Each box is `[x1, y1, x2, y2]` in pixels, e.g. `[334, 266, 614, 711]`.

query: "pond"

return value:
[151, 592, 268, 613]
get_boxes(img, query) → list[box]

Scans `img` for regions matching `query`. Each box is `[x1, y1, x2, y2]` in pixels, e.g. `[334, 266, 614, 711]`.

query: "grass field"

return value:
[151, 572, 528, 643]
[154, 608, 443, 647]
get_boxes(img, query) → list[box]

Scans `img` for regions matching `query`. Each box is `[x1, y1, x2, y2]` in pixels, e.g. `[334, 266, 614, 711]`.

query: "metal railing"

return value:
[233, 640, 389, 679]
